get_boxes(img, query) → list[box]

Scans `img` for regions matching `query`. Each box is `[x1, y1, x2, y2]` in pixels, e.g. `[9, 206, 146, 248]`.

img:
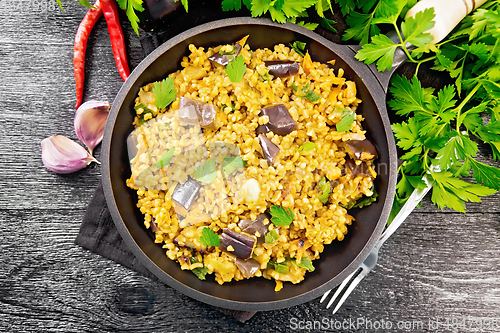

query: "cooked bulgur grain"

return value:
[126, 39, 377, 291]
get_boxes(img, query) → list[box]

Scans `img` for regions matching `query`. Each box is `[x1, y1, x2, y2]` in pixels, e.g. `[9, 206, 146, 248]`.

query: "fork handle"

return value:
[378, 174, 434, 247]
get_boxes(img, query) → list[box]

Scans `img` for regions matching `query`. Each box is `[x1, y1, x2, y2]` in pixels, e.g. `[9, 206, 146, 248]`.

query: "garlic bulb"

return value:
[41, 135, 97, 174]
[74, 100, 110, 154]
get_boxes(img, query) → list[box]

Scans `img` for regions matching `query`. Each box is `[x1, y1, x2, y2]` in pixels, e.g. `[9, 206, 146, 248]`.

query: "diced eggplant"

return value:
[177, 97, 216, 129]
[264, 60, 299, 78]
[218, 228, 256, 259]
[208, 44, 242, 67]
[238, 213, 271, 243]
[258, 134, 280, 164]
[256, 104, 297, 136]
[234, 258, 260, 278]
[343, 139, 378, 160]
[345, 158, 371, 178]
[150, 217, 158, 233]
[171, 176, 201, 217]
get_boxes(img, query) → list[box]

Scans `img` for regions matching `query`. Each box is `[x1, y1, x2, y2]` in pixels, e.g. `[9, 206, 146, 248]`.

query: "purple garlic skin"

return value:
[264, 60, 300, 78]
[256, 104, 297, 136]
[41, 135, 97, 174]
[74, 100, 111, 155]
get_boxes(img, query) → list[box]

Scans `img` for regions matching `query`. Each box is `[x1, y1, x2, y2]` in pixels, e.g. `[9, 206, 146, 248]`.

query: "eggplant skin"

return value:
[264, 60, 300, 78]
[218, 228, 256, 259]
[257, 104, 297, 136]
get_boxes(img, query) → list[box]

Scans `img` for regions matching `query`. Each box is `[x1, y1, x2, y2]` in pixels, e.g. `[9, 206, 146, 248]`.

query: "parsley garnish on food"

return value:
[152, 76, 177, 110]
[317, 176, 331, 204]
[267, 260, 289, 274]
[269, 205, 294, 226]
[155, 148, 175, 169]
[194, 158, 217, 184]
[295, 257, 315, 271]
[342, 186, 378, 210]
[134, 103, 154, 125]
[336, 109, 355, 132]
[292, 83, 320, 102]
[116, 0, 144, 36]
[200, 227, 221, 247]
[289, 41, 306, 56]
[222, 156, 246, 175]
[225, 55, 247, 83]
[298, 142, 317, 152]
[189, 257, 209, 280]
[264, 229, 279, 244]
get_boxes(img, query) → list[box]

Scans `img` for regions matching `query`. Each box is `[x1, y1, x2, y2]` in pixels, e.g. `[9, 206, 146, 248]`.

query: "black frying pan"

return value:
[102, 18, 398, 311]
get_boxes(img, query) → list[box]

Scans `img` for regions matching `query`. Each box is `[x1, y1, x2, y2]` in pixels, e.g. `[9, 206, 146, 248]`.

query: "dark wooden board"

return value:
[1, 2, 500, 332]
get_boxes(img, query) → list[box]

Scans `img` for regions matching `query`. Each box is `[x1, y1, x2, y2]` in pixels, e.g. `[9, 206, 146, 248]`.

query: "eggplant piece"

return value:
[234, 258, 260, 278]
[150, 217, 158, 233]
[258, 134, 280, 164]
[345, 158, 371, 177]
[177, 97, 216, 129]
[219, 228, 256, 259]
[208, 44, 242, 67]
[238, 213, 271, 243]
[171, 176, 201, 216]
[256, 104, 297, 136]
[264, 60, 299, 78]
[343, 139, 378, 160]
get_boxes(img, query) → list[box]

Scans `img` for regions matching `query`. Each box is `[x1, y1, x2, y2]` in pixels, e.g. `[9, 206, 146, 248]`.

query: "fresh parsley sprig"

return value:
[225, 55, 247, 83]
[152, 76, 177, 110]
[269, 205, 295, 226]
[194, 158, 218, 184]
[200, 227, 221, 247]
[292, 83, 320, 102]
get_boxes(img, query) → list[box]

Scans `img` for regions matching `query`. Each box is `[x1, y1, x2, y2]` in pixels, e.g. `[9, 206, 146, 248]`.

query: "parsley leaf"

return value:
[225, 55, 247, 83]
[298, 142, 316, 152]
[400, 8, 435, 47]
[222, 156, 246, 175]
[152, 76, 177, 110]
[189, 257, 209, 280]
[317, 176, 330, 204]
[134, 103, 154, 125]
[264, 229, 279, 244]
[355, 34, 399, 72]
[292, 83, 320, 102]
[155, 147, 175, 169]
[267, 260, 289, 274]
[295, 257, 315, 271]
[194, 159, 217, 184]
[270, 205, 294, 226]
[336, 110, 355, 132]
[290, 41, 306, 56]
[200, 227, 221, 247]
[77, 0, 94, 8]
[116, 0, 144, 36]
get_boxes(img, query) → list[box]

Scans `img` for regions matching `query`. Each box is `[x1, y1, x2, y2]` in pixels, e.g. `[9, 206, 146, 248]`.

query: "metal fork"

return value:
[320, 173, 435, 314]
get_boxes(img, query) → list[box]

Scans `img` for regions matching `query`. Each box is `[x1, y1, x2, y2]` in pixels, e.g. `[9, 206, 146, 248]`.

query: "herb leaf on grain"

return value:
[152, 76, 177, 110]
[222, 156, 246, 175]
[290, 41, 306, 56]
[200, 227, 221, 247]
[270, 205, 294, 226]
[194, 158, 218, 184]
[318, 176, 331, 204]
[134, 103, 154, 125]
[292, 83, 320, 102]
[267, 260, 289, 274]
[225, 55, 247, 83]
[298, 142, 316, 152]
[189, 257, 209, 280]
[295, 257, 315, 271]
[336, 111, 355, 132]
[265, 229, 280, 244]
[155, 147, 175, 169]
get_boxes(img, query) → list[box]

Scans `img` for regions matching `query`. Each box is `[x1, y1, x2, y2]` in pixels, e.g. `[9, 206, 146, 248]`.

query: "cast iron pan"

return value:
[102, 17, 398, 311]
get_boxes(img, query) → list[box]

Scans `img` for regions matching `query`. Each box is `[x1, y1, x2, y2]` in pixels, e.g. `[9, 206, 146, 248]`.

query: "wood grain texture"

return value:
[1, 1, 500, 332]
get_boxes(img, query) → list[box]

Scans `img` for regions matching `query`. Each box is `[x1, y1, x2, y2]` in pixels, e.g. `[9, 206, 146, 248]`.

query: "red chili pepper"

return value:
[74, 0, 102, 109]
[101, 0, 130, 82]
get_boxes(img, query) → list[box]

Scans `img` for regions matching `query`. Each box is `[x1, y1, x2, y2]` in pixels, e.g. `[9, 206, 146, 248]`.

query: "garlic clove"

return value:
[41, 135, 98, 174]
[74, 100, 111, 154]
